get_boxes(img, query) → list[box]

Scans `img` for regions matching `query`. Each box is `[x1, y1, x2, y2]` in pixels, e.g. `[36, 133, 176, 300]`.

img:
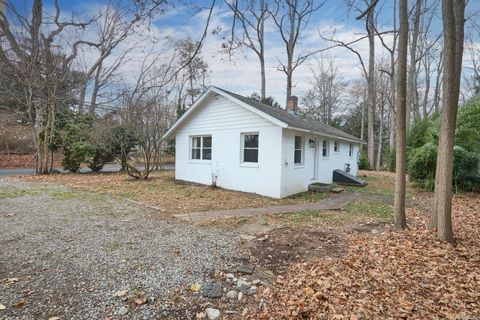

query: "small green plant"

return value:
[358, 151, 370, 170]
[387, 147, 395, 172]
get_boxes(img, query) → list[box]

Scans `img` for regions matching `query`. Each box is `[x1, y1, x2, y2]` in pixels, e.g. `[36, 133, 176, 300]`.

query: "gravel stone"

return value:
[247, 286, 258, 295]
[118, 306, 129, 315]
[237, 264, 255, 274]
[236, 278, 250, 291]
[0, 178, 247, 319]
[238, 291, 244, 302]
[226, 290, 238, 300]
[252, 279, 261, 285]
[205, 308, 221, 320]
[202, 281, 222, 299]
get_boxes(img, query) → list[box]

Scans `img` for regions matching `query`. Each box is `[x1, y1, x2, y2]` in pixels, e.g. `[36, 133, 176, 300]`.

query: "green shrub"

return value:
[387, 147, 395, 172]
[62, 141, 95, 172]
[408, 142, 437, 190]
[87, 147, 115, 172]
[408, 142, 479, 191]
[408, 117, 433, 150]
[456, 98, 480, 153]
[359, 151, 370, 170]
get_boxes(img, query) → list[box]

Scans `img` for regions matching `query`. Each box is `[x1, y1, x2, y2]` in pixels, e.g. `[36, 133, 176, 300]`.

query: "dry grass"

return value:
[17, 170, 330, 214]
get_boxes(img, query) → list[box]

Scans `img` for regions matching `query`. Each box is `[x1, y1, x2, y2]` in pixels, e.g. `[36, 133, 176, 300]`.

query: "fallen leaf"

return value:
[13, 300, 26, 309]
[114, 290, 128, 297]
[5, 278, 18, 285]
[190, 283, 201, 292]
[0, 303, 5, 310]
[303, 287, 314, 296]
[133, 296, 147, 305]
[20, 289, 34, 296]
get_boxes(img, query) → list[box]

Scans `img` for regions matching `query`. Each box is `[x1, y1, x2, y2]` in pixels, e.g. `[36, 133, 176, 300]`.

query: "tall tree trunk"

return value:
[430, 0, 465, 242]
[422, 56, 431, 117]
[89, 60, 103, 114]
[360, 89, 366, 144]
[260, 53, 266, 100]
[394, 0, 408, 230]
[407, 0, 422, 128]
[433, 52, 444, 113]
[376, 103, 384, 170]
[367, 5, 376, 170]
[259, 16, 266, 100]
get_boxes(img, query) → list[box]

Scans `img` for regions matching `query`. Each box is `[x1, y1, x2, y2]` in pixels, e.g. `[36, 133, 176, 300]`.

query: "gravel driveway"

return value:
[0, 178, 246, 319]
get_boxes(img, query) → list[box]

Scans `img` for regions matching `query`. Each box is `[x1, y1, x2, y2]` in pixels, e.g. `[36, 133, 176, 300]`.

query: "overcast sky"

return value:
[11, 0, 480, 107]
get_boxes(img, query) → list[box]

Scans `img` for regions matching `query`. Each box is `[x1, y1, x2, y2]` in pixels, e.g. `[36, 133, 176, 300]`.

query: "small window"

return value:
[294, 136, 303, 165]
[191, 135, 212, 160]
[334, 141, 340, 153]
[322, 140, 329, 158]
[349, 143, 353, 158]
[242, 133, 259, 163]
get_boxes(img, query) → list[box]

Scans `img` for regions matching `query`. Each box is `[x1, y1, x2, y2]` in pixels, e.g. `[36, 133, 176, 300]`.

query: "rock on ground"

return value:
[205, 308, 221, 320]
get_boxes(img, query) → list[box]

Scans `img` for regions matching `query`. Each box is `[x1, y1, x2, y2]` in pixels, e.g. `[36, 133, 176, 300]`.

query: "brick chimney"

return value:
[287, 96, 299, 114]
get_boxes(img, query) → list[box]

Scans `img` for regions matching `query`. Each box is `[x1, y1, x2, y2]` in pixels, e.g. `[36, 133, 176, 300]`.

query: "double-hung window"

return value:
[191, 135, 212, 160]
[349, 143, 353, 158]
[242, 133, 259, 163]
[334, 141, 340, 153]
[294, 136, 303, 165]
[322, 140, 329, 158]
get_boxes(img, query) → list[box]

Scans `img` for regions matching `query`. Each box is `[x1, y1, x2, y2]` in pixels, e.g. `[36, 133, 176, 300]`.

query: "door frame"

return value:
[312, 137, 318, 180]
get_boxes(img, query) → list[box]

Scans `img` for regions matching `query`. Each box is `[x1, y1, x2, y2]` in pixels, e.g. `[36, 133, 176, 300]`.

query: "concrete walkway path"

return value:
[174, 192, 358, 223]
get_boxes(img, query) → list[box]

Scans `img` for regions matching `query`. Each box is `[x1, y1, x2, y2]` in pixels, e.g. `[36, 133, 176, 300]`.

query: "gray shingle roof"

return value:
[214, 87, 364, 144]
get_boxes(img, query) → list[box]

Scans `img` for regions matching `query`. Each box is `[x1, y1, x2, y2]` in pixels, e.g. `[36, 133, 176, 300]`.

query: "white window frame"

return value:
[322, 140, 330, 158]
[349, 143, 353, 158]
[190, 135, 212, 161]
[240, 132, 259, 166]
[334, 140, 340, 153]
[294, 135, 304, 166]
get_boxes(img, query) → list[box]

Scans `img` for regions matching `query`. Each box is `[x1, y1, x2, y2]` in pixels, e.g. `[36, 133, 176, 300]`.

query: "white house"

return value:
[162, 86, 364, 198]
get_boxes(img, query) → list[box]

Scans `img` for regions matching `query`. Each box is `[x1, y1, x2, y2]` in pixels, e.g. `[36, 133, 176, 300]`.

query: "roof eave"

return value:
[287, 126, 365, 144]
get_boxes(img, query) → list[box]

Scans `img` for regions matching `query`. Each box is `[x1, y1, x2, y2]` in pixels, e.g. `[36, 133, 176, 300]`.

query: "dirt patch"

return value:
[250, 227, 346, 275]
[350, 221, 389, 234]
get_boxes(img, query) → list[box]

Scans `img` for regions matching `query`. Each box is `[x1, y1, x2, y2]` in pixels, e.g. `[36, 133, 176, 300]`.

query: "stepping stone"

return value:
[237, 264, 255, 274]
[202, 281, 222, 299]
[331, 186, 345, 193]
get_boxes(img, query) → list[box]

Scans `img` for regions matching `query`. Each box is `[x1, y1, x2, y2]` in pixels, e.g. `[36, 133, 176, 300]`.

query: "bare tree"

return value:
[430, 0, 466, 242]
[270, 0, 325, 105]
[406, 0, 422, 125]
[225, 0, 270, 99]
[0, 0, 91, 174]
[376, 0, 397, 151]
[300, 56, 347, 124]
[76, 3, 144, 114]
[176, 38, 209, 107]
[340, 0, 379, 169]
[394, 0, 408, 230]
[120, 53, 177, 179]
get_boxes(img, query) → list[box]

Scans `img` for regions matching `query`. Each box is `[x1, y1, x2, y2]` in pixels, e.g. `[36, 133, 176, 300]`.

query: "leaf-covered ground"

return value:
[0, 154, 62, 169]
[17, 171, 329, 214]
[249, 194, 480, 319]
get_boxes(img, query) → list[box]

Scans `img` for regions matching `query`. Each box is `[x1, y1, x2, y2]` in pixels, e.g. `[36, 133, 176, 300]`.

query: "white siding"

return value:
[279, 128, 360, 197]
[174, 94, 283, 198]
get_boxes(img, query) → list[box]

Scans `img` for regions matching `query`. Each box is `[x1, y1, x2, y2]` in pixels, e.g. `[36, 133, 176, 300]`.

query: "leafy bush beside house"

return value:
[407, 99, 480, 191]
